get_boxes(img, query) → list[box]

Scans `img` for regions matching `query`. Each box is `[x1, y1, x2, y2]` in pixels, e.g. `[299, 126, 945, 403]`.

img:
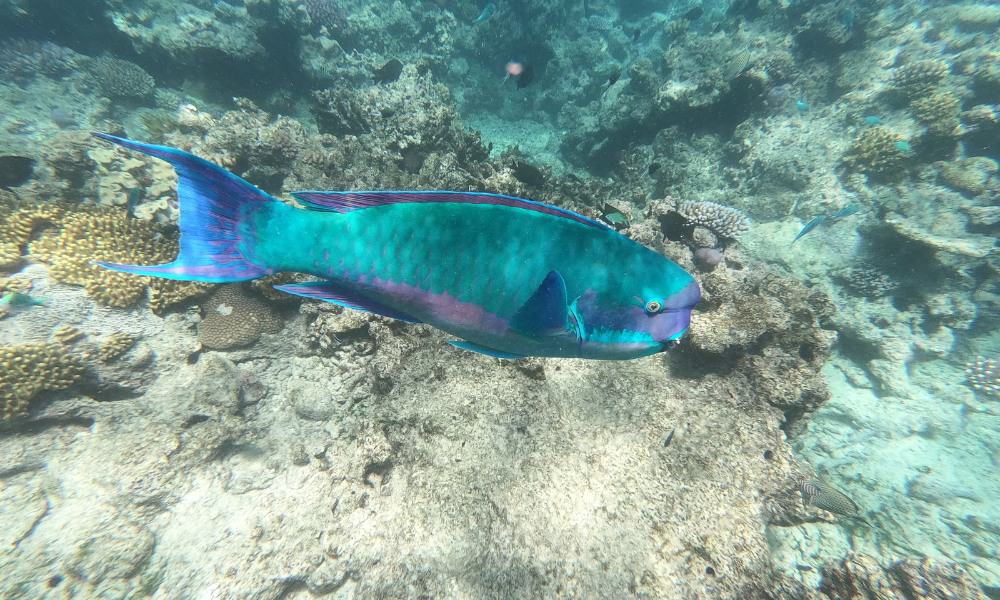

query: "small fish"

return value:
[791, 215, 827, 244]
[93, 133, 700, 360]
[599, 203, 629, 229]
[894, 139, 913, 153]
[373, 59, 403, 84]
[126, 188, 143, 219]
[795, 99, 810, 112]
[0, 155, 34, 190]
[603, 66, 621, 92]
[682, 5, 703, 21]
[473, 2, 496, 24]
[663, 427, 675, 447]
[0, 292, 45, 308]
[727, 49, 752, 80]
[829, 204, 859, 220]
[801, 479, 871, 527]
[863, 115, 881, 126]
[792, 205, 859, 243]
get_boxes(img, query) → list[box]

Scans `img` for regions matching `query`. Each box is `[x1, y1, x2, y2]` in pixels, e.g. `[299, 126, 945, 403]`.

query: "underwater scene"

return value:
[0, 0, 998, 598]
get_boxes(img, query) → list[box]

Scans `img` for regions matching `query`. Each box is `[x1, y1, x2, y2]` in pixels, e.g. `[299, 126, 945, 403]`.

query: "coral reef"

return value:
[890, 60, 950, 100]
[0, 38, 80, 84]
[0, 342, 84, 421]
[97, 332, 137, 363]
[198, 284, 284, 350]
[0, 203, 64, 270]
[842, 267, 897, 298]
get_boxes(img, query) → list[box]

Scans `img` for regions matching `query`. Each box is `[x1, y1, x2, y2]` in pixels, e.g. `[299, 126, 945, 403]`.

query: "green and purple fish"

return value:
[94, 133, 699, 359]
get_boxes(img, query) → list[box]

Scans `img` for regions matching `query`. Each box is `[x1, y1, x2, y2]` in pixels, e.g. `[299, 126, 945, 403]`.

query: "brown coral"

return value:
[0, 342, 85, 421]
[890, 59, 949, 100]
[0, 203, 63, 270]
[843, 127, 908, 176]
[199, 284, 284, 350]
[97, 332, 137, 363]
[909, 91, 961, 137]
[29, 210, 209, 312]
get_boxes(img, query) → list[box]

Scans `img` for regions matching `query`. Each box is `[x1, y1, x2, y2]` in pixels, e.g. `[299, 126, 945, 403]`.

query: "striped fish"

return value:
[801, 479, 871, 527]
[93, 134, 700, 360]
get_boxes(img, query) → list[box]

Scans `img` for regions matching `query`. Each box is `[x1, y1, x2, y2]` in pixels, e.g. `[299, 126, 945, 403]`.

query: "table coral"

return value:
[0, 342, 85, 421]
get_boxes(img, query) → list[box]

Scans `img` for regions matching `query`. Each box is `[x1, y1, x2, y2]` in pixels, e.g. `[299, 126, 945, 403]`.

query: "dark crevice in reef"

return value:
[0, 415, 96, 437]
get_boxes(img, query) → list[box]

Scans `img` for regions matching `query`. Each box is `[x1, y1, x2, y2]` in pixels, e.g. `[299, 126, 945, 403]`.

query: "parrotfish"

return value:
[791, 204, 859, 244]
[473, 2, 496, 24]
[93, 134, 700, 360]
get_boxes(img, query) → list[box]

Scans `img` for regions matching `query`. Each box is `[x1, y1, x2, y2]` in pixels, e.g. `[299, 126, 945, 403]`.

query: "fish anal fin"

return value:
[448, 341, 525, 359]
[274, 281, 422, 323]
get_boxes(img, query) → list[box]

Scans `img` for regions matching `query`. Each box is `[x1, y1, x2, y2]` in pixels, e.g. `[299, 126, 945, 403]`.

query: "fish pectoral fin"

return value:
[448, 341, 525, 359]
[274, 281, 422, 323]
[510, 270, 571, 338]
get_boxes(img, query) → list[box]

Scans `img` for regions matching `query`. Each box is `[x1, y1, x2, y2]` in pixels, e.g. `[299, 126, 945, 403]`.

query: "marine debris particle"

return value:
[676, 200, 750, 239]
[0, 342, 85, 421]
[198, 284, 284, 350]
[801, 479, 870, 525]
[0, 156, 35, 189]
[373, 59, 403, 84]
[965, 356, 999, 399]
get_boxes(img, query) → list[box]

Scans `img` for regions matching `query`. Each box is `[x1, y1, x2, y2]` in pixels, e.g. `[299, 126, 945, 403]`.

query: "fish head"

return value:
[571, 276, 700, 359]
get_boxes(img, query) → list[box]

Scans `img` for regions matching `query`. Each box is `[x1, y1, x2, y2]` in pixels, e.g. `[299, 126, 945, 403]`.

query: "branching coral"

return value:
[676, 201, 750, 239]
[890, 60, 949, 100]
[843, 126, 908, 176]
[87, 56, 155, 98]
[0, 342, 85, 421]
[0, 203, 64, 271]
[97, 333, 137, 363]
[199, 284, 284, 350]
[29, 210, 209, 312]
[909, 91, 961, 137]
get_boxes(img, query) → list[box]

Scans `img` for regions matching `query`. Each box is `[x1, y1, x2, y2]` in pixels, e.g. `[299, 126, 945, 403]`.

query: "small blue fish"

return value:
[792, 205, 860, 244]
[829, 204, 859, 220]
[0, 292, 45, 308]
[863, 115, 881, 126]
[473, 2, 496, 23]
[894, 140, 913, 154]
[791, 216, 827, 244]
[795, 99, 810, 112]
[126, 188, 142, 219]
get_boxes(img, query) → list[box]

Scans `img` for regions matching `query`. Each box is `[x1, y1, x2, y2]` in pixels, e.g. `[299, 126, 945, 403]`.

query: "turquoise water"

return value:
[1, 0, 998, 597]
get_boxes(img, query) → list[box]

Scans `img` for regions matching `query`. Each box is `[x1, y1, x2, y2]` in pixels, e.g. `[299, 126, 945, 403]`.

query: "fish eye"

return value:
[644, 300, 662, 314]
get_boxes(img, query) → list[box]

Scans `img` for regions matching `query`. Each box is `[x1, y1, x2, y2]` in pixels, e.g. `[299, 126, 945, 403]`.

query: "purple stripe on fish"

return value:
[291, 190, 609, 231]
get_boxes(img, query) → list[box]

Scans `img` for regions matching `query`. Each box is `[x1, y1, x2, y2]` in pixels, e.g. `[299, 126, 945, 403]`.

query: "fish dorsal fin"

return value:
[510, 271, 570, 337]
[291, 190, 610, 230]
[274, 281, 422, 323]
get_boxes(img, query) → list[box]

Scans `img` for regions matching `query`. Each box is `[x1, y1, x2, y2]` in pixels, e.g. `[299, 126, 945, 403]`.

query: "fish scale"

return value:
[93, 134, 700, 359]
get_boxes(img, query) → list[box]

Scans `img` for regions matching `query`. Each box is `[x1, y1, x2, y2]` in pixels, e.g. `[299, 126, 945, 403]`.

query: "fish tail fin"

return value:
[92, 133, 276, 283]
